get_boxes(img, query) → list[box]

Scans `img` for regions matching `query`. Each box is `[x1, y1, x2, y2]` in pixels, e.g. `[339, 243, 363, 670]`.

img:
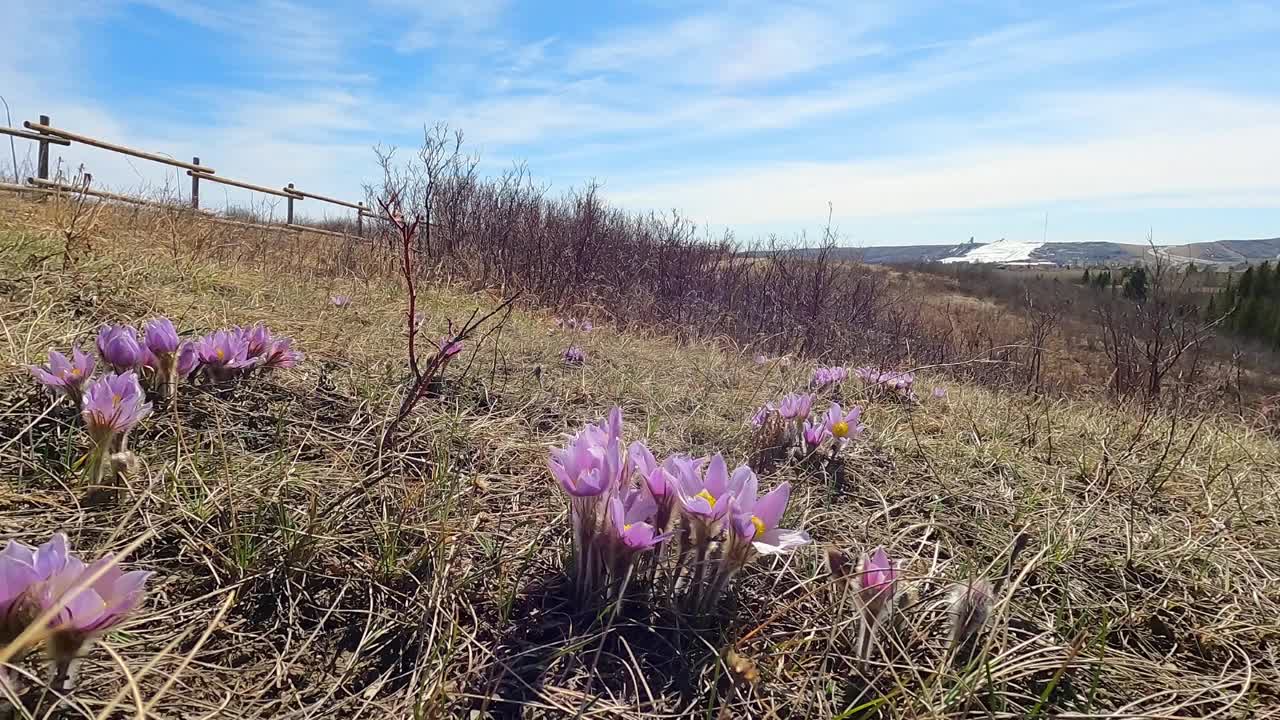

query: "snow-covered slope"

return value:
[939, 240, 1045, 264]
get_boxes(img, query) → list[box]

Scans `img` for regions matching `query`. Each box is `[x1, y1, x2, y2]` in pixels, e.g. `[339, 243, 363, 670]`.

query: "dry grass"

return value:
[2, 190, 1279, 718]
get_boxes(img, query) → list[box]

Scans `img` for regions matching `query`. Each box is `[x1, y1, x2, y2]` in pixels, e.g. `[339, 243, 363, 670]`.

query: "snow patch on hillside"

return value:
[940, 240, 1045, 264]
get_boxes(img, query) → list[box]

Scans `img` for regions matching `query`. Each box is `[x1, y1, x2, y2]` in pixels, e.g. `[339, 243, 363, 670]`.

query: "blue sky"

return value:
[4, 1, 1279, 245]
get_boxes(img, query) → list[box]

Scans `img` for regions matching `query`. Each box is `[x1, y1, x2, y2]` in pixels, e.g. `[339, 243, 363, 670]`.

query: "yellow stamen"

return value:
[112, 393, 122, 407]
[832, 420, 849, 438]
[216, 349, 225, 360]
[695, 489, 717, 508]
[70, 368, 82, 377]
[751, 516, 766, 537]
[623, 523, 633, 531]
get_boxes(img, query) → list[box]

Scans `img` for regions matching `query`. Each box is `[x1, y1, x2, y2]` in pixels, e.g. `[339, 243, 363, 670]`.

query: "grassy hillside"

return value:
[2, 191, 1278, 718]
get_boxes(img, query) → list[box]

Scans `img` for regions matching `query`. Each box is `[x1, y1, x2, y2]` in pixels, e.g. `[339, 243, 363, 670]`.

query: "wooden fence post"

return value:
[36, 114, 50, 180]
[191, 157, 200, 209]
[357, 203, 364, 238]
[287, 183, 295, 224]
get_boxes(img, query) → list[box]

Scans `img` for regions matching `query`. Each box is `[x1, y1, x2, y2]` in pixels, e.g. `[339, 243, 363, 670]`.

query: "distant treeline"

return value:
[1211, 261, 1280, 347]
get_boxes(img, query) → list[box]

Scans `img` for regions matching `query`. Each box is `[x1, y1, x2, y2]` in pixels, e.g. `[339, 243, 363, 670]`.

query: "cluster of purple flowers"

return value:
[32, 318, 302, 393]
[811, 365, 850, 389]
[554, 317, 593, 332]
[29, 318, 303, 485]
[0, 533, 152, 676]
[551, 408, 809, 610]
[563, 345, 586, 366]
[192, 323, 304, 382]
[330, 295, 352, 308]
[752, 391, 867, 456]
[853, 367, 917, 400]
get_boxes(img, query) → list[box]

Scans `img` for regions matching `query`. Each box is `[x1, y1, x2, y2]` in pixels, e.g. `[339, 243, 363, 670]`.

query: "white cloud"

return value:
[608, 90, 1280, 227]
[566, 3, 893, 89]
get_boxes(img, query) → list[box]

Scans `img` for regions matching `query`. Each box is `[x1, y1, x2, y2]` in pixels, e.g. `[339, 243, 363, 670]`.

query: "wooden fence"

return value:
[1, 114, 388, 239]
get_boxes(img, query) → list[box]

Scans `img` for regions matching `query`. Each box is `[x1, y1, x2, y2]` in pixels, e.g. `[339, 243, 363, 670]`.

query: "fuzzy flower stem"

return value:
[686, 533, 711, 608]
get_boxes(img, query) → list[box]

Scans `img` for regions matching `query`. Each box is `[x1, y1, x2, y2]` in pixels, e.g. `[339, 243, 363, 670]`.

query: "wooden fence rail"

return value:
[2, 113, 377, 238]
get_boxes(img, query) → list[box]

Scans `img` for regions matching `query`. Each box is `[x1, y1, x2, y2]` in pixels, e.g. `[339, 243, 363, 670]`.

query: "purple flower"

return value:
[28, 346, 95, 403]
[628, 441, 657, 482]
[802, 420, 828, 449]
[754, 354, 769, 365]
[259, 337, 303, 370]
[749, 402, 775, 429]
[856, 367, 915, 399]
[822, 403, 865, 442]
[10, 540, 151, 658]
[673, 453, 753, 524]
[563, 345, 586, 365]
[728, 481, 810, 555]
[778, 392, 815, 420]
[196, 330, 254, 381]
[549, 408, 625, 499]
[932, 386, 948, 399]
[580, 320, 593, 332]
[96, 325, 144, 372]
[176, 342, 199, 379]
[239, 323, 273, 359]
[81, 372, 152, 444]
[608, 496, 668, 552]
[859, 546, 898, 614]
[331, 295, 351, 308]
[1, 533, 72, 638]
[143, 317, 180, 356]
[811, 365, 849, 388]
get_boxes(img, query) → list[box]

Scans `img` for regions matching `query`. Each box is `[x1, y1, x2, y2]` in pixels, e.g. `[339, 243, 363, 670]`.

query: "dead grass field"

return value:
[2, 191, 1279, 718]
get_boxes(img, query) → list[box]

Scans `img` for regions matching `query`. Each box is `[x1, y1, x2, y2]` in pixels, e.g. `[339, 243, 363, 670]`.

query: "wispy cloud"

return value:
[4, 1, 1278, 244]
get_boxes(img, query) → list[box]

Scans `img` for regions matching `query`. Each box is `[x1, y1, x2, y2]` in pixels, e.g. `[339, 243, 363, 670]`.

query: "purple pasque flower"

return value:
[932, 386, 948, 399]
[13, 549, 151, 659]
[196, 330, 254, 381]
[754, 354, 769, 365]
[777, 392, 815, 420]
[236, 323, 273, 359]
[811, 365, 849, 389]
[628, 441, 657, 481]
[1, 534, 72, 632]
[176, 342, 199, 379]
[96, 325, 144, 372]
[632, 446, 692, 532]
[549, 408, 625, 500]
[144, 317, 185, 390]
[823, 403, 865, 442]
[580, 320, 593, 332]
[749, 402, 775, 429]
[28, 346, 95, 403]
[259, 337, 302, 370]
[802, 420, 829, 449]
[859, 546, 898, 615]
[331, 295, 351, 308]
[143, 317, 180, 356]
[608, 496, 669, 553]
[563, 345, 586, 365]
[855, 367, 915, 398]
[81, 372, 152, 445]
[673, 453, 752, 526]
[728, 480, 810, 555]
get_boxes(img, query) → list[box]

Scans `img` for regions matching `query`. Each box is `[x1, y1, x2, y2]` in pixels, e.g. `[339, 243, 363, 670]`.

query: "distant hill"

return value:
[787, 237, 1280, 268]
